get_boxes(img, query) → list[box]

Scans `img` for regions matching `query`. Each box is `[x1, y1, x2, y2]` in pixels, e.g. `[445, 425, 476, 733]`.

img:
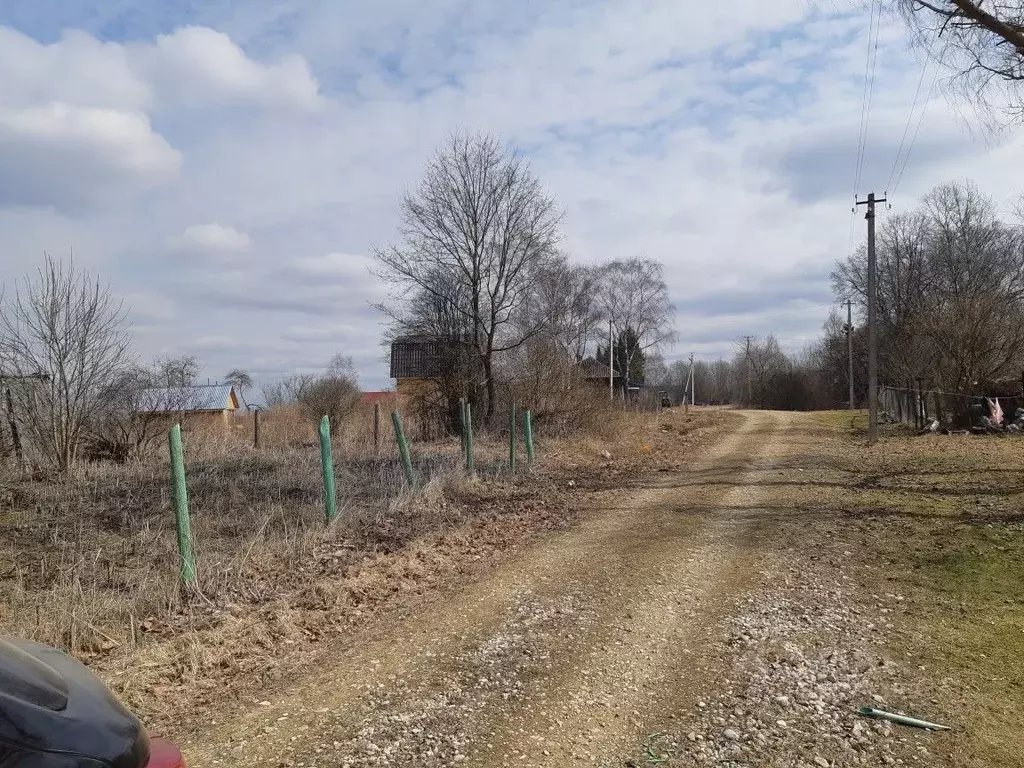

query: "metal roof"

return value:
[390, 337, 472, 379]
[137, 384, 238, 414]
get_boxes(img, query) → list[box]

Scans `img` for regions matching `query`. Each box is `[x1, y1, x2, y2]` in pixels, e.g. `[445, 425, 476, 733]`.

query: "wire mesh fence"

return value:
[879, 384, 1024, 431]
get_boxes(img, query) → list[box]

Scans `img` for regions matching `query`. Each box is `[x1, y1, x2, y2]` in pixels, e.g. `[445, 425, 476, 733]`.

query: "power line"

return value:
[852, 0, 881, 200]
[885, 55, 931, 194]
[891, 65, 941, 197]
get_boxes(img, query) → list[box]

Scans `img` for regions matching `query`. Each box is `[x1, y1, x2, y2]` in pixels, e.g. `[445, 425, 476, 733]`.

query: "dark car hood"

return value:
[0, 638, 149, 767]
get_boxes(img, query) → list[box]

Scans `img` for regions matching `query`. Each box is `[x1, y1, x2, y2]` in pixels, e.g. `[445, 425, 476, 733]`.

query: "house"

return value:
[389, 336, 474, 398]
[390, 336, 476, 438]
[137, 383, 239, 427]
[577, 357, 623, 389]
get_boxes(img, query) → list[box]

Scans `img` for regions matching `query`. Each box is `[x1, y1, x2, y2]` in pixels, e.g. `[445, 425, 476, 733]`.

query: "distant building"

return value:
[137, 384, 239, 427]
[577, 357, 623, 389]
[359, 391, 396, 406]
[389, 336, 474, 398]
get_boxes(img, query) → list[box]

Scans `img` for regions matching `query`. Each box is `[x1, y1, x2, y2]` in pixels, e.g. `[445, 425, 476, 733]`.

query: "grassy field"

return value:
[794, 412, 1024, 766]
[0, 403, 727, 738]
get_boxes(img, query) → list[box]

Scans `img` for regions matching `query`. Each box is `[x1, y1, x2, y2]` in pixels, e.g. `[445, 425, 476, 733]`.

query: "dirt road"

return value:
[186, 411, 938, 767]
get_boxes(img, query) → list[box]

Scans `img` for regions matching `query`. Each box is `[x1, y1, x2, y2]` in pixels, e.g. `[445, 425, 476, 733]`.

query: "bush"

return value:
[299, 376, 360, 437]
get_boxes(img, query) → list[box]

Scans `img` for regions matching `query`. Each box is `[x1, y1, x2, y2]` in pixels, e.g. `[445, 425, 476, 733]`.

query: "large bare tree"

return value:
[896, 1, 1024, 118]
[0, 254, 133, 471]
[374, 132, 562, 424]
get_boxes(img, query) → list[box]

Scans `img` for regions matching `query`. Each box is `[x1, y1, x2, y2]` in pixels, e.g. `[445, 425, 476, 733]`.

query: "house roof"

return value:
[138, 384, 238, 414]
[578, 357, 621, 381]
[360, 391, 395, 404]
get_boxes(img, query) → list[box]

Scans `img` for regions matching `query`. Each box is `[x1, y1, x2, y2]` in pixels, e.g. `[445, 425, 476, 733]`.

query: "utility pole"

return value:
[608, 319, 614, 401]
[846, 299, 854, 410]
[743, 336, 753, 407]
[689, 352, 695, 407]
[856, 192, 885, 443]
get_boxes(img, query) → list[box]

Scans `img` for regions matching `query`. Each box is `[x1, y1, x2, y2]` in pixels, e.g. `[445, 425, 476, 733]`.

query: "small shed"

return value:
[137, 384, 239, 427]
[577, 357, 622, 387]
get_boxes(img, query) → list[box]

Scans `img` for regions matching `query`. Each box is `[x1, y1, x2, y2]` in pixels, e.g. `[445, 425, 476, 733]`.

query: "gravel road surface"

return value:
[187, 411, 939, 767]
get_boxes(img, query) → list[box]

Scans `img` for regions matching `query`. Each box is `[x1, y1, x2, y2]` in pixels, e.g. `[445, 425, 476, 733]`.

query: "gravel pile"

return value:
[658, 561, 949, 767]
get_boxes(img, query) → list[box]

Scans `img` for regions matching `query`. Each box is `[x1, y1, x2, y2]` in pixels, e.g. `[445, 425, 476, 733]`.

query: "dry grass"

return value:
[783, 411, 1024, 767]
[0, 400, 724, 735]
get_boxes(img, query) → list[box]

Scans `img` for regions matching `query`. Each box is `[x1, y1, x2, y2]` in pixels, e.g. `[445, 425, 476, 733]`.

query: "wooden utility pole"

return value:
[373, 402, 382, 453]
[608, 319, 614, 401]
[253, 407, 261, 449]
[688, 352, 695, 406]
[857, 192, 885, 443]
[743, 336, 753, 407]
[846, 299, 854, 410]
[4, 387, 22, 461]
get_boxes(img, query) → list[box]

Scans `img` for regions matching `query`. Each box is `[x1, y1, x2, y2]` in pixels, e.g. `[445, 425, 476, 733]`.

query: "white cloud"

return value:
[135, 26, 321, 110]
[0, 28, 151, 111]
[1, 1, 1022, 390]
[0, 103, 180, 211]
[174, 222, 250, 252]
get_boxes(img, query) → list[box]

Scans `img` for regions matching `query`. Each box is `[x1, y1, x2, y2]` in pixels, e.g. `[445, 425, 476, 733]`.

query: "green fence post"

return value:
[167, 424, 197, 592]
[319, 415, 338, 524]
[465, 403, 475, 476]
[392, 411, 416, 488]
[523, 409, 535, 463]
[509, 402, 517, 474]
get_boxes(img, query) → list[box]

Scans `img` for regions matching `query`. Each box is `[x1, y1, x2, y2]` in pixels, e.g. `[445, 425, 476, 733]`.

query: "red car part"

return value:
[147, 738, 186, 768]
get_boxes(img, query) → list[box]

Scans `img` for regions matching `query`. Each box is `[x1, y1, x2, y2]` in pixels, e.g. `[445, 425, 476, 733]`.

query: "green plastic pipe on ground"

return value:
[168, 424, 197, 592]
[856, 707, 950, 731]
[319, 415, 337, 524]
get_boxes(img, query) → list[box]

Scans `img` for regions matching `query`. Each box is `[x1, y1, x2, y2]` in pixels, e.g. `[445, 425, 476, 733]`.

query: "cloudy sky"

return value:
[1, 0, 1022, 392]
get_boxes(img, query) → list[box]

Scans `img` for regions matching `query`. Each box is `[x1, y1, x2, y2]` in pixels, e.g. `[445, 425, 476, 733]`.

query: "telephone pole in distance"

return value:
[688, 352, 695, 406]
[743, 335, 753, 407]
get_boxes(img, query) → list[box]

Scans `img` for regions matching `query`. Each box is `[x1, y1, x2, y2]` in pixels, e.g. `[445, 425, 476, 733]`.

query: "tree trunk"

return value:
[483, 355, 496, 426]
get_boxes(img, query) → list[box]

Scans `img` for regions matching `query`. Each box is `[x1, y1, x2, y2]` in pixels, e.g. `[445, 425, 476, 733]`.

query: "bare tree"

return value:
[374, 131, 562, 424]
[895, 0, 1024, 118]
[0, 254, 133, 471]
[503, 257, 603, 407]
[832, 179, 1024, 401]
[522, 258, 603, 363]
[155, 355, 200, 387]
[326, 354, 358, 380]
[596, 257, 677, 393]
[224, 368, 253, 409]
[261, 373, 318, 407]
[84, 364, 196, 462]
